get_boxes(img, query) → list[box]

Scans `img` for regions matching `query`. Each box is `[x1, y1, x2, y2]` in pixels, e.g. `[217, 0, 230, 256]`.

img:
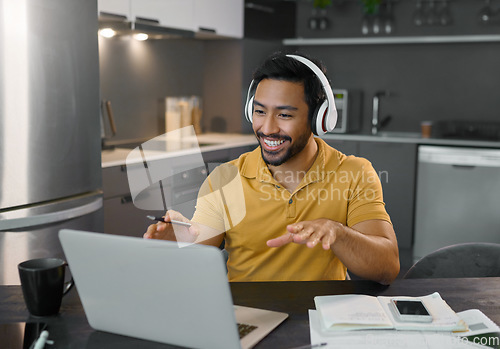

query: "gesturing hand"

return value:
[266, 219, 344, 250]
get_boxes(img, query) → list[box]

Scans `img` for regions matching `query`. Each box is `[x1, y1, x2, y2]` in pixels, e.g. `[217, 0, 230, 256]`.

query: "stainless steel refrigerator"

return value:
[0, 0, 103, 284]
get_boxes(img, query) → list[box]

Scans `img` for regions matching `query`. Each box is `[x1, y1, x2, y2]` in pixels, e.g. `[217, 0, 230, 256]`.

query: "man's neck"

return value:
[268, 136, 318, 193]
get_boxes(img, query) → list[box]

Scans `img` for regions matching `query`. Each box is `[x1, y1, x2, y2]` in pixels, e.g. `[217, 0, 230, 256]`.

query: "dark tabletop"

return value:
[1, 278, 499, 349]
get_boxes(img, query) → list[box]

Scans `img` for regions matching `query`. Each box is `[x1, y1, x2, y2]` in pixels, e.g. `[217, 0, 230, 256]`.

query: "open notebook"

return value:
[59, 229, 288, 349]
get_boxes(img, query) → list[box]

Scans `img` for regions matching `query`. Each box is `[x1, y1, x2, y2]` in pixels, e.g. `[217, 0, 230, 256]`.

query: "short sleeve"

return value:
[345, 159, 392, 227]
[191, 162, 246, 232]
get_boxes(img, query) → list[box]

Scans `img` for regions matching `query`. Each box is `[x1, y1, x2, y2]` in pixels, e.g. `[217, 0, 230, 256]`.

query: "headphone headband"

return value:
[244, 54, 337, 136]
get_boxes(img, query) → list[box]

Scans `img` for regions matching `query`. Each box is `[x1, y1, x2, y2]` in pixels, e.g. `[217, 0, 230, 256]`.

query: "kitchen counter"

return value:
[101, 133, 259, 237]
[322, 132, 500, 148]
[102, 132, 500, 168]
[101, 133, 258, 168]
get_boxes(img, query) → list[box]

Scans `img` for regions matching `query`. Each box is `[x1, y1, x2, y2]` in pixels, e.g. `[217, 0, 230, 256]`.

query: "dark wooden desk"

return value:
[1, 278, 499, 349]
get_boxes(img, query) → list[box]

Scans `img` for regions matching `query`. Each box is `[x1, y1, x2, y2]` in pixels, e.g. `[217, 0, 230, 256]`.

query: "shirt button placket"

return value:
[287, 196, 296, 218]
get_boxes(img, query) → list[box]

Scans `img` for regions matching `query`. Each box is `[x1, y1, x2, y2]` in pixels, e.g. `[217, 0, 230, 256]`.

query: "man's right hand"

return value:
[143, 210, 198, 243]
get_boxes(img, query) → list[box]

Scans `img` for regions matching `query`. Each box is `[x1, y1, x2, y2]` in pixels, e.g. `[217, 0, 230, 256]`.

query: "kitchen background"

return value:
[2, 0, 500, 285]
[100, 0, 500, 144]
[98, 0, 500, 278]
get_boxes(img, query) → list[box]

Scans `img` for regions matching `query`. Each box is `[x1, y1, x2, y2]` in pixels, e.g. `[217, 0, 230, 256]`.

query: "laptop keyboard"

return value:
[237, 323, 258, 339]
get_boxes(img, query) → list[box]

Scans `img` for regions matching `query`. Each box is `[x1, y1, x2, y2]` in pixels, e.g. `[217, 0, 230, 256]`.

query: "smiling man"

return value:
[144, 52, 400, 285]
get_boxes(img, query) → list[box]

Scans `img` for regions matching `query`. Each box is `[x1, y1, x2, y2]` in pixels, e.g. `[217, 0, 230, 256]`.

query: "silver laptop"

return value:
[58, 229, 288, 349]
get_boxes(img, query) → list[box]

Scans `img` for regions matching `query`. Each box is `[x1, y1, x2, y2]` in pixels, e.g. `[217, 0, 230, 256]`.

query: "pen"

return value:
[146, 215, 192, 227]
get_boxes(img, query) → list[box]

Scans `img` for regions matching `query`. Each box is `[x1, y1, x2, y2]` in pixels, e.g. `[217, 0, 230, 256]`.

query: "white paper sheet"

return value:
[308, 310, 485, 349]
[455, 309, 500, 337]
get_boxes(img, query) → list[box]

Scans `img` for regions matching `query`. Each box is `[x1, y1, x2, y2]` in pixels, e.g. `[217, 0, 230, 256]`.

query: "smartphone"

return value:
[390, 299, 433, 323]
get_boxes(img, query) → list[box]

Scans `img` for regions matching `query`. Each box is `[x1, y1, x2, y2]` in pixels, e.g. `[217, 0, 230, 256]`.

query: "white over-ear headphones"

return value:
[244, 54, 337, 136]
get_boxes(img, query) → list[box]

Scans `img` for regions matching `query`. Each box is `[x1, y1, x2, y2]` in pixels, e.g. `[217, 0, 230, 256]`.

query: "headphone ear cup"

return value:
[246, 96, 254, 123]
[313, 100, 328, 136]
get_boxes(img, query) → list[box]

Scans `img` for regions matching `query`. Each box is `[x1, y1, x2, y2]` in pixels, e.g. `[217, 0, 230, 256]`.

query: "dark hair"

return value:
[251, 52, 328, 123]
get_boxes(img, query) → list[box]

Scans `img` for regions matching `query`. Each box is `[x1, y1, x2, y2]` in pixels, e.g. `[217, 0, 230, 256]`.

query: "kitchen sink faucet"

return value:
[372, 91, 392, 135]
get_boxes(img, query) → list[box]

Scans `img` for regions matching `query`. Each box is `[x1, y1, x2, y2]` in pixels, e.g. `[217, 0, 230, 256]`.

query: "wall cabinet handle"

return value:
[198, 27, 216, 33]
[452, 165, 476, 169]
[135, 16, 160, 24]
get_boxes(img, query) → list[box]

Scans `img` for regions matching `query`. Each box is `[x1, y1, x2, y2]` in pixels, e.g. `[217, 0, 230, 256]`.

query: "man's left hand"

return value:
[266, 218, 343, 250]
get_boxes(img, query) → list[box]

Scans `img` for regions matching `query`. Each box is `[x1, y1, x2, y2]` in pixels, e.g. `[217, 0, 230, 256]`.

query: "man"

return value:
[144, 52, 400, 285]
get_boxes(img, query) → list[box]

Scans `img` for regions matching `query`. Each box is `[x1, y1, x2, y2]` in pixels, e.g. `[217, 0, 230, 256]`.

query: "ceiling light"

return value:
[133, 33, 148, 41]
[99, 28, 116, 38]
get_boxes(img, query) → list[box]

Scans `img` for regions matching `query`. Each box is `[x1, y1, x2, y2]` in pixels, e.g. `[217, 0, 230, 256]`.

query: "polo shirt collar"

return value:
[240, 138, 341, 187]
[239, 146, 273, 182]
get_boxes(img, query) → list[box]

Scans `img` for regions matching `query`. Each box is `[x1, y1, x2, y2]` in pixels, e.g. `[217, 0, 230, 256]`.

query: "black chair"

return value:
[404, 242, 500, 279]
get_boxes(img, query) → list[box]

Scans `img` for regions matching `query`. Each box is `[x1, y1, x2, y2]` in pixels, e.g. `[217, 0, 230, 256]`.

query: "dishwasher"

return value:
[413, 145, 500, 262]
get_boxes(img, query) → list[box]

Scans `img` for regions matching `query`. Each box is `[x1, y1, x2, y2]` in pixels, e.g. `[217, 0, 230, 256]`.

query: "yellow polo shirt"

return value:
[192, 137, 391, 281]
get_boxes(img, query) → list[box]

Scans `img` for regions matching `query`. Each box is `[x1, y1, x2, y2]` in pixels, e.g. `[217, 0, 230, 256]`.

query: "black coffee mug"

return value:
[18, 258, 74, 317]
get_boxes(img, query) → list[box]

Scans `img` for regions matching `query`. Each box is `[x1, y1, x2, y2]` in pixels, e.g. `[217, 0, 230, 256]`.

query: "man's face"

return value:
[252, 79, 312, 166]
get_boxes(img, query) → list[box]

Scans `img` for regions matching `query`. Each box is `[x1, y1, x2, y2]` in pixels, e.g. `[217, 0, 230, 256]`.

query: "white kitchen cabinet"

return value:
[194, 0, 243, 38]
[98, 0, 130, 19]
[99, 0, 243, 38]
[130, 0, 195, 32]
